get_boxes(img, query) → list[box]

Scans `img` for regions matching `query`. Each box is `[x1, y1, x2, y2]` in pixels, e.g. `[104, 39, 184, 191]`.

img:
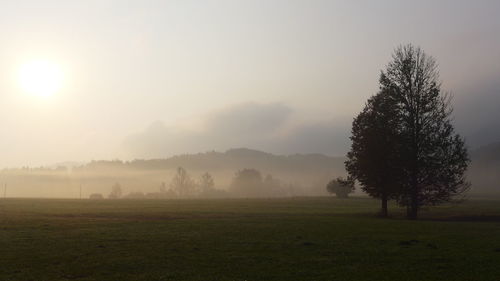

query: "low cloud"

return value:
[122, 73, 500, 160]
[122, 102, 350, 158]
[454, 78, 500, 148]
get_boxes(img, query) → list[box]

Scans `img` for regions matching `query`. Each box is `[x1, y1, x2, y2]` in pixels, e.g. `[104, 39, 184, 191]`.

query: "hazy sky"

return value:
[0, 0, 499, 167]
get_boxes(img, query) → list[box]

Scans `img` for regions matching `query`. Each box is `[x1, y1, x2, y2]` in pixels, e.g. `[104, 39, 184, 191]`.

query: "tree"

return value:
[199, 172, 215, 193]
[230, 168, 263, 197]
[198, 172, 227, 198]
[159, 182, 167, 193]
[170, 167, 196, 197]
[347, 44, 470, 219]
[89, 193, 103, 199]
[346, 89, 402, 217]
[385, 44, 469, 219]
[108, 182, 122, 199]
[326, 177, 355, 198]
[263, 174, 284, 197]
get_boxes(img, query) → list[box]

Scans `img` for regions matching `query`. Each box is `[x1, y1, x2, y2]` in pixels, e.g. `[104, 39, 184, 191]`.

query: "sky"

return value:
[0, 0, 499, 167]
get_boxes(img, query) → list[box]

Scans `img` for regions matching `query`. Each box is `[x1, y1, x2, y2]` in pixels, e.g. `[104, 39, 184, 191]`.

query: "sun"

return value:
[18, 60, 64, 98]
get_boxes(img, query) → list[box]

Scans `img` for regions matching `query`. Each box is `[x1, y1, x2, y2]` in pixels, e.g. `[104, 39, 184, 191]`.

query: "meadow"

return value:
[1, 196, 499, 281]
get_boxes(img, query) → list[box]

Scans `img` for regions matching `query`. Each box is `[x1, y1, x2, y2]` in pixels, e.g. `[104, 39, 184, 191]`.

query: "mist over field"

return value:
[1, 1, 500, 280]
[2, 143, 500, 199]
[0, 148, 345, 198]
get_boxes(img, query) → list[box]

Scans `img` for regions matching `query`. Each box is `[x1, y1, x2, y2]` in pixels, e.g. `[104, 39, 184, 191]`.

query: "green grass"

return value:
[1, 197, 500, 281]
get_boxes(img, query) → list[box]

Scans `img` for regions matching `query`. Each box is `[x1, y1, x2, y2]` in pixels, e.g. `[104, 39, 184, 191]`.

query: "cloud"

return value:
[204, 102, 293, 142]
[122, 102, 350, 158]
[269, 120, 351, 156]
[453, 78, 500, 148]
[121, 70, 500, 160]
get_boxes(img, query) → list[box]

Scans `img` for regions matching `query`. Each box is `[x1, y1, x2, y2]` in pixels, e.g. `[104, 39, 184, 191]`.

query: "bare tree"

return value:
[108, 182, 122, 199]
[199, 172, 215, 193]
[170, 167, 196, 197]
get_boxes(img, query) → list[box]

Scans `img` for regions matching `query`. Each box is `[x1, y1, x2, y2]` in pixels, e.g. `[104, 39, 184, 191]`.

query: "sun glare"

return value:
[18, 60, 64, 98]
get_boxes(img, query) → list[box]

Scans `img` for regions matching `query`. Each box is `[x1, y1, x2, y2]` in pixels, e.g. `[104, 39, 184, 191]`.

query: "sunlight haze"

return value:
[18, 59, 64, 98]
[2, 2, 500, 280]
[0, 0, 499, 167]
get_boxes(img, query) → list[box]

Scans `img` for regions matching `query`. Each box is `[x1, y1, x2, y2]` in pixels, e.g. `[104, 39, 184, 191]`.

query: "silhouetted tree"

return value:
[108, 182, 122, 199]
[346, 90, 402, 217]
[170, 167, 196, 197]
[326, 177, 355, 198]
[347, 44, 470, 219]
[386, 44, 469, 219]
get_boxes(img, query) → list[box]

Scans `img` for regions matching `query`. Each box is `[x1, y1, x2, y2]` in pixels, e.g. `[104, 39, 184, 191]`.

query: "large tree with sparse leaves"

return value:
[346, 44, 470, 219]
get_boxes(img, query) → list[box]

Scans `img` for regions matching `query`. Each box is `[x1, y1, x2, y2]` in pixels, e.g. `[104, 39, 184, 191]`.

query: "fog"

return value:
[0, 149, 346, 198]
[123, 102, 351, 158]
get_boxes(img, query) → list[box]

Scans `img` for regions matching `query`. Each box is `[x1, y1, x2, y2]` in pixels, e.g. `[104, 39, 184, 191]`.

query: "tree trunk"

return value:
[380, 194, 388, 217]
[407, 188, 419, 220]
[408, 204, 418, 220]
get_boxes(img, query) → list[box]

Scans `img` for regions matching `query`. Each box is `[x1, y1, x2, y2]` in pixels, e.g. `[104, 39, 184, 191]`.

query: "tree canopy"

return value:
[346, 90, 401, 216]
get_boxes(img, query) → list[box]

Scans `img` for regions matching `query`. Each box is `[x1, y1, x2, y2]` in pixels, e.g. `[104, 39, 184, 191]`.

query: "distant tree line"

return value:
[229, 168, 294, 198]
[94, 167, 300, 200]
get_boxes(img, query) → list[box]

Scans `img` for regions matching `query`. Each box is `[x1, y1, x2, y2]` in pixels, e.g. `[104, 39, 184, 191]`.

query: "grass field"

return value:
[1, 197, 500, 281]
